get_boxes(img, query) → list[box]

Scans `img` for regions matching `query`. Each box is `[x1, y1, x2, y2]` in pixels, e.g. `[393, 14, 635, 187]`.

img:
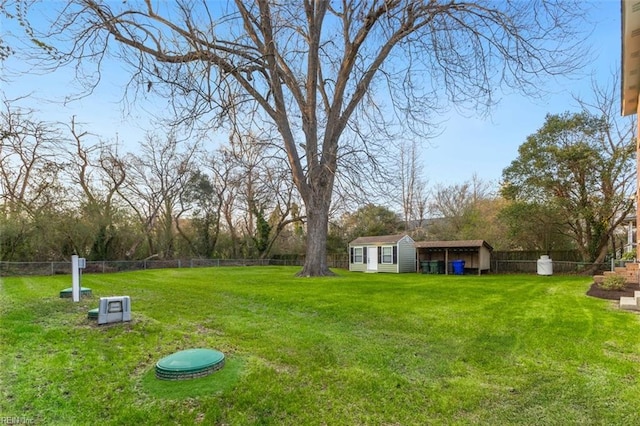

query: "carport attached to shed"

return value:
[414, 240, 493, 275]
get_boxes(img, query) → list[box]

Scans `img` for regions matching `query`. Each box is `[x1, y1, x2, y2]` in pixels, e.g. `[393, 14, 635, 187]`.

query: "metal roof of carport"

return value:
[414, 240, 493, 251]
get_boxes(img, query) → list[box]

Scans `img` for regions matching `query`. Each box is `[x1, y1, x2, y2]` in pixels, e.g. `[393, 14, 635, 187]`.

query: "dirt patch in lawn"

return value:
[586, 282, 640, 300]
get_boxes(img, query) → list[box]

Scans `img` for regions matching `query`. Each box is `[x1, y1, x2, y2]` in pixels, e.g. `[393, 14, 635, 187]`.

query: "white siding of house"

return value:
[349, 235, 417, 273]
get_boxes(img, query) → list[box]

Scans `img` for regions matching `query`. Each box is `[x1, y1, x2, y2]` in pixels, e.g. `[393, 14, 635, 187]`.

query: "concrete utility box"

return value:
[97, 296, 131, 325]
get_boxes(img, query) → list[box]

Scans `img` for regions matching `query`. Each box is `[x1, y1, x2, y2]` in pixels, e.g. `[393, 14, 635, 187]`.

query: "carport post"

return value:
[445, 249, 449, 275]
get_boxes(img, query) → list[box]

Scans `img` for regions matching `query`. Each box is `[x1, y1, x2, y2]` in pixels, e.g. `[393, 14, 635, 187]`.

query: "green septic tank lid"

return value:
[156, 348, 225, 380]
[59, 287, 92, 298]
[87, 308, 99, 319]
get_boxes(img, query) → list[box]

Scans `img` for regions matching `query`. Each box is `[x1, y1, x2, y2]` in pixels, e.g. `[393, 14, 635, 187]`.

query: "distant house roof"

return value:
[349, 234, 413, 245]
[414, 240, 493, 251]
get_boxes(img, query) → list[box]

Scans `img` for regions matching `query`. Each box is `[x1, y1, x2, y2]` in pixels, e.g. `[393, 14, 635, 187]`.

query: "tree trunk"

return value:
[297, 203, 335, 277]
[581, 243, 610, 275]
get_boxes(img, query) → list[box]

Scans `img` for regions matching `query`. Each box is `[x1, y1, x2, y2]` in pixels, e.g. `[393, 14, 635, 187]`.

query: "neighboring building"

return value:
[414, 240, 493, 275]
[348, 234, 416, 273]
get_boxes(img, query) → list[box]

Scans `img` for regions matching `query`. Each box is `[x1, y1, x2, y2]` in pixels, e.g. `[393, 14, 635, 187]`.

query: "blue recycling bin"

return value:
[452, 260, 465, 275]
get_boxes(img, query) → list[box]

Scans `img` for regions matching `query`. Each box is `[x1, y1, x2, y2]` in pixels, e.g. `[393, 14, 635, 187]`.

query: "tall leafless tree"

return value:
[428, 174, 495, 240]
[0, 101, 64, 217]
[64, 118, 127, 259]
[118, 132, 198, 259]
[397, 139, 429, 231]
[224, 131, 304, 258]
[0, 101, 66, 260]
[13, 0, 590, 275]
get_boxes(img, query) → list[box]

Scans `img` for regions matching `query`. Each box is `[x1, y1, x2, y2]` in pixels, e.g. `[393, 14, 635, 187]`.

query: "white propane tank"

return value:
[537, 255, 553, 276]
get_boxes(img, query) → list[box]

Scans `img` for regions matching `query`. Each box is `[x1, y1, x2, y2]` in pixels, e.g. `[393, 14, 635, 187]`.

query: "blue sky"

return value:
[428, 1, 622, 187]
[0, 1, 623, 188]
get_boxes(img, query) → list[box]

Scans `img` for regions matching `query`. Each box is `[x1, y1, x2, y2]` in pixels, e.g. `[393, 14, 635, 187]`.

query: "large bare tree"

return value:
[13, 0, 588, 275]
[118, 132, 198, 259]
[65, 118, 128, 259]
[0, 101, 66, 260]
[0, 101, 64, 217]
[397, 139, 428, 231]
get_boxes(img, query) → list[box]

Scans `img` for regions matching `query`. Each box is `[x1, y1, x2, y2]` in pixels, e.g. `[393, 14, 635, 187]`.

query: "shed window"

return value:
[353, 247, 363, 263]
[382, 246, 393, 264]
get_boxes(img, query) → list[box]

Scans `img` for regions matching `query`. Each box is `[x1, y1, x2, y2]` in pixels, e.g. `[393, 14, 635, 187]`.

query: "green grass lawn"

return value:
[2, 267, 640, 425]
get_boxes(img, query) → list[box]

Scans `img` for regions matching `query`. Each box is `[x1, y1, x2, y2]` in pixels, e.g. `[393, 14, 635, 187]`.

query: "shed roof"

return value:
[414, 240, 493, 251]
[349, 234, 413, 245]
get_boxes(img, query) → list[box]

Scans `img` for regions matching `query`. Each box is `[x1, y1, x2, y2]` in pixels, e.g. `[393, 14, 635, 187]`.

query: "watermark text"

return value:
[0, 417, 34, 425]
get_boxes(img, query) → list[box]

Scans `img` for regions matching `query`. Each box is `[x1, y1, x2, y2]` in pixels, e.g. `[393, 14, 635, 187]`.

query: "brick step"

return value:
[601, 270, 638, 284]
[625, 272, 639, 283]
[626, 263, 640, 271]
[620, 275, 638, 284]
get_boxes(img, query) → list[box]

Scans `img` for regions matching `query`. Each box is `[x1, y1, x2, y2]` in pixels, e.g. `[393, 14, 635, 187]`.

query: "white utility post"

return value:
[71, 255, 80, 302]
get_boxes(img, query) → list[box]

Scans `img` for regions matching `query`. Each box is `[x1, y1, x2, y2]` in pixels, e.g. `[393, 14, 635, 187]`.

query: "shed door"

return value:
[367, 247, 378, 271]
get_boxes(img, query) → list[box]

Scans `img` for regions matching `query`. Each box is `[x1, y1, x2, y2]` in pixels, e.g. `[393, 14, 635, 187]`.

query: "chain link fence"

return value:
[0, 256, 351, 277]
[0, 256, 616, 277]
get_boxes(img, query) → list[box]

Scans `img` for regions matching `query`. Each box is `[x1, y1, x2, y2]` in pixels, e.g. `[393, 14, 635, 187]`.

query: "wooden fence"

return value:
[490, 260, 608, 275]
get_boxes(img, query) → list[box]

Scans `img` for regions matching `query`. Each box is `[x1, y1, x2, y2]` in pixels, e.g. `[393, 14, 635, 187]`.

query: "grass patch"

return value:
[2, 267, 640, 424]
[140, 356, 245, 399]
